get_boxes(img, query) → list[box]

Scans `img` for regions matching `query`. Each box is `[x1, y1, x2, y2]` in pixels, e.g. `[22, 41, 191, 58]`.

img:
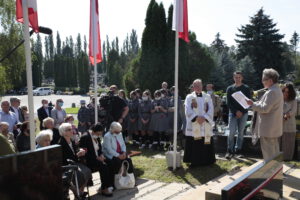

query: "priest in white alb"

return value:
[183, 79, 216, 167]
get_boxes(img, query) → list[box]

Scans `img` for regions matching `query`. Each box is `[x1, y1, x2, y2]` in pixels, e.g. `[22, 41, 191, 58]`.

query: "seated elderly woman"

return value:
[43, 117, 60, 145]
[36, 129, 53, 148]
[79, 123, 113, 197]
[58, 123, 92, 198]
[102, 122, 134, 188]
[65, 114, 80, 145]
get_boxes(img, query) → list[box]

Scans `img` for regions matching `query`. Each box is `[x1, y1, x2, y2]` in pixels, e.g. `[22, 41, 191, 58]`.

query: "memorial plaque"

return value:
[222, 153, 283, 200]
[0, 145, 63, 200]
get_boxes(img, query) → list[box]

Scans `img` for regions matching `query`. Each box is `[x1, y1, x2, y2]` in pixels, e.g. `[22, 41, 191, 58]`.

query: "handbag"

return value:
[114, 160, 135, 190]
[165, 146, 182, 168]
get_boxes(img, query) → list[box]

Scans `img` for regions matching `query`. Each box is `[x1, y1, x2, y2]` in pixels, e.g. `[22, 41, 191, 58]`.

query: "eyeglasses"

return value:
[65, 128, 72, 132]
[262, 78, 269, 82]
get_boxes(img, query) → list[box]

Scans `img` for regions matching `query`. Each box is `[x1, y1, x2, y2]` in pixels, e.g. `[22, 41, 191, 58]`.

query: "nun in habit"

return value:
[183, 79, 216, 167]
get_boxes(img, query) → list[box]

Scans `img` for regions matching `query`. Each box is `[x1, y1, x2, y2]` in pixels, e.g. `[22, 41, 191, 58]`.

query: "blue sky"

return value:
[37, 0, 300, 47]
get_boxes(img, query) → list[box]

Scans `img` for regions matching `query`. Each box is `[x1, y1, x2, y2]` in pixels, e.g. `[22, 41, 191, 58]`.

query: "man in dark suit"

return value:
[9, 97, 24, 123]
[79, 123, 113, 197]
[37, 99, 52, 130]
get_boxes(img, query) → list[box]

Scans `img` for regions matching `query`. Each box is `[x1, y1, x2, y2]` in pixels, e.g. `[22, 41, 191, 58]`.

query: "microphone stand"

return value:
[0, 29, 35, 63]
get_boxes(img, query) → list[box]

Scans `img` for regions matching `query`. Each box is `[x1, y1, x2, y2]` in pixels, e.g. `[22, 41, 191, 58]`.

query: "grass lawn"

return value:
[287, 161, 300, 168]
[65, 107, 79, 114]
[129, 146, 255, 185]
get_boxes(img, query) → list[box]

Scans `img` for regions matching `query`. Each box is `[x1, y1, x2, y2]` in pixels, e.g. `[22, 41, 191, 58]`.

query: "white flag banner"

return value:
[172, 0, 183, 32]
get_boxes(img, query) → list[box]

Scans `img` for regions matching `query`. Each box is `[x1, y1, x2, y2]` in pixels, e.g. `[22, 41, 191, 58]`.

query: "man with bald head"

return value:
[184, 79, 216, 167]
[0, 101, 18, 132]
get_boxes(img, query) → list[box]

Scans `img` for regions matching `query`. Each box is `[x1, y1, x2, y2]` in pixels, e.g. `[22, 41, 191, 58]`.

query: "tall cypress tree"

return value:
[290, 31, 299, 68]
[139, 0, 168, 91]
[130, 29, 139, 55]
[236, 8, 285, 79]
[32, 34, 43, 87]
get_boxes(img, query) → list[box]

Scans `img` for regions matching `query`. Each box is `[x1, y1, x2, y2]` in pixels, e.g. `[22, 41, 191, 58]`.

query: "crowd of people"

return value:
[0, 68, 298, 198]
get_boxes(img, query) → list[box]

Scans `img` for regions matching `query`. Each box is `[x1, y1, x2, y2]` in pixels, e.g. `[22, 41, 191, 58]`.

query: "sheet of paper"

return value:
[231, 91, 250, 109]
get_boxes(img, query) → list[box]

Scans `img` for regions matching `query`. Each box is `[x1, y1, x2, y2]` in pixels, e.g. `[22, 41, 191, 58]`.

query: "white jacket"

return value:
[184, 92, 214, 137]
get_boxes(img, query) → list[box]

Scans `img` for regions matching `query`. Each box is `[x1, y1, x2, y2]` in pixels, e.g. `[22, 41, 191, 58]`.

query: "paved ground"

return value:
[1, 94, 90, 113]
[69, 154, 299, 200]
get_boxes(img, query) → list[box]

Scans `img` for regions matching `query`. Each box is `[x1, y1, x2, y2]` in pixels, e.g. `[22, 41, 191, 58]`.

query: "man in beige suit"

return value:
[246, 68, 283, 161]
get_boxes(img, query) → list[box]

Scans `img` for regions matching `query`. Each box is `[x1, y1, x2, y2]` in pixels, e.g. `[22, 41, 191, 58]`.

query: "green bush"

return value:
[215, 90, 225, 97]
[294, 79, 300, 86]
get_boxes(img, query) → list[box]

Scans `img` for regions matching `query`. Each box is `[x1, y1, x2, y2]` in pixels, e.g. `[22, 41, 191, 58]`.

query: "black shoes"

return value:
[225, 151, 234, 160]
[234, 149, 243, 158]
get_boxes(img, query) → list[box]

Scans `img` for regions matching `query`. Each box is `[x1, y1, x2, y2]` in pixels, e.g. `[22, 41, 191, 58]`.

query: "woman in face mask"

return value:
[65, 115, 80, 145]
[51, 99, 67, 128]
[138, 91, 152, 149]
[128, 91, 140, 146]
[149, 90, 169, 150]
[79, 123, 113, 197]
[102, 122, 134, 188]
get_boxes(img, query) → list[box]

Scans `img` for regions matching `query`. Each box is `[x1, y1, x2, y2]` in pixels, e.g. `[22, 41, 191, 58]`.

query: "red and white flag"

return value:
[16, 0, 39, 32]
[172, 0, 189, 42]
[89, 0, 102, 65]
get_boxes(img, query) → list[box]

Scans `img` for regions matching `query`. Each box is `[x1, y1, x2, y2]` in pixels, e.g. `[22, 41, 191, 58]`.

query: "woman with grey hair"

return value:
[102, 122, 134, 188]
[36, 129, 53, 148]
[246, 68, 283, 161]
[43, 117, 60, 145]
[58, 123, 92, 198]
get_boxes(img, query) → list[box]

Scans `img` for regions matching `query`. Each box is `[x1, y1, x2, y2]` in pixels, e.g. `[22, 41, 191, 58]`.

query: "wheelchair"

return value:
[62, 159, 89, 200]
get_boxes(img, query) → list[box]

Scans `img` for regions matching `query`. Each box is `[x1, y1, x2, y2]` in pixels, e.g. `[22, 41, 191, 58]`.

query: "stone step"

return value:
[283, 164, 300, 200]
[136, 183, 193, 200]
[179, 161, 264, 200]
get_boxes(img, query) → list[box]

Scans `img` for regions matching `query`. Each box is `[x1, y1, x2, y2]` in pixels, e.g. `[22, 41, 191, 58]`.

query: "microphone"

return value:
[0, 26, 53, 63]
[38, 26, 53, 35]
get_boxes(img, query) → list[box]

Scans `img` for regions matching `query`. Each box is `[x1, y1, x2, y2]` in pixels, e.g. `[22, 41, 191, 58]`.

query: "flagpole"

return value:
[92, 0, 98, 124]
[22, 0, 35, 150]
[173, 31, 179, 171]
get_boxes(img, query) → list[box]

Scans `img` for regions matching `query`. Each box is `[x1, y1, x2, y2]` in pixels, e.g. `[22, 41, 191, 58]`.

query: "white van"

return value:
[33, 87, 53, 96]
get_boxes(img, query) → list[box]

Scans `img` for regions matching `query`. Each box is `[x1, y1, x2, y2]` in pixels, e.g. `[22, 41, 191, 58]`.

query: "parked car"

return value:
[18, 87, 28, 95]
[33, 87, 53, 96]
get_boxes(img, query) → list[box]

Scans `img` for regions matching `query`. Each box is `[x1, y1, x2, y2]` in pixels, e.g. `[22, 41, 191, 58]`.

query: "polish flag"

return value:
[172, 0, 189, 42]
[16, 0, 39, 32]
[89, 0, 102, 65]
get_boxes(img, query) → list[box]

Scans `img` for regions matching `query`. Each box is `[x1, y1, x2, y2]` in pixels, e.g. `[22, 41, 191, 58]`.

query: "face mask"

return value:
[58, 102, 64, 107]
[155, 97, 161, 101]
[92, 135, 99, 139]
[43, 104, 48, 108]
[207, 91, 213, 95]
[142, 96, 148, 101]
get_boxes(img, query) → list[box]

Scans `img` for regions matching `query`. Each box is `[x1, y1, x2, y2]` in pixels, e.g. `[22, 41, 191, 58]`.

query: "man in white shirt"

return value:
[0, 101, 18, 132]
[9, 97, 24, 123]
